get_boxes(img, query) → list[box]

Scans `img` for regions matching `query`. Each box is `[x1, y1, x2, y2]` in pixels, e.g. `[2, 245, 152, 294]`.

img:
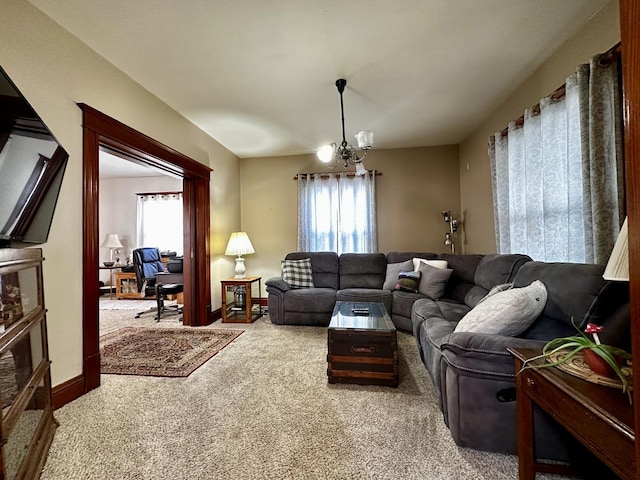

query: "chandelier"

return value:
[317, 79, 374, 171]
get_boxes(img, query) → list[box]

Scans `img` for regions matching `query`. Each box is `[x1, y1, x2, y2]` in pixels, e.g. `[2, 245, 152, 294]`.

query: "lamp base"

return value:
[234, 256, 246, 279]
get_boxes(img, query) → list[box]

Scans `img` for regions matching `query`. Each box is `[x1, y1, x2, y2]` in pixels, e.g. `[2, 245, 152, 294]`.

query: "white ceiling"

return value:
[30, 0, 610, 159]
[99, 150, 169, 179]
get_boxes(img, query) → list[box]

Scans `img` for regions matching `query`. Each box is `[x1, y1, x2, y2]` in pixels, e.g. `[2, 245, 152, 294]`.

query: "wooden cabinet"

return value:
[0, 248, 57, 479]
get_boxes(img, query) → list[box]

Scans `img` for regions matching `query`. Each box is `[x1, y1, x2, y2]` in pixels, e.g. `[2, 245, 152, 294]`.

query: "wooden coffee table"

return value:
[327, 301, 398, 387]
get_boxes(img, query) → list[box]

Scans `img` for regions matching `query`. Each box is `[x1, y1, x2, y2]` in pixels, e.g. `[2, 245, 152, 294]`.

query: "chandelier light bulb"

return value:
[317, 144, 335, 163]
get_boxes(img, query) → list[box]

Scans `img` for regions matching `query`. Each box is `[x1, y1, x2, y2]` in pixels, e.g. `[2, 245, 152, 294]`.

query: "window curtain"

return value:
[490, 53, 624, 263]
[136, 192, 184, 255]
[297, 171, 377, 254]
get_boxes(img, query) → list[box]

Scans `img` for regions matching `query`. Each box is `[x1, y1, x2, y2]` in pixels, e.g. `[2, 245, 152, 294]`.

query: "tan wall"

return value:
[240, 145, 460, 293]
[459, 0, 621, 254]
[0, 0, 240, 386]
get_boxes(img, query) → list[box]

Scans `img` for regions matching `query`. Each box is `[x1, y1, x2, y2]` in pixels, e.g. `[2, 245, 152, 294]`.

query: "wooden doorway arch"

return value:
[80, 104, 212, 392]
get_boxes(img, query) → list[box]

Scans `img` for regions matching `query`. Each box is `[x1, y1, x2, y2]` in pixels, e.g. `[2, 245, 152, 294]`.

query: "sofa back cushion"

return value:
[513, 261, 629, 340]
[285, 252, 339, 289]
[435, 253, 532, 309]
[386, 251, 438, 264]
[339, 253, 387, 289]
[437, 254, 484, 306]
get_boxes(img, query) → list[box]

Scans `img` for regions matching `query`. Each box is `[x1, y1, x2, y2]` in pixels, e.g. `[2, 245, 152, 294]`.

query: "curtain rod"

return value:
[293, 171, 382, 180]
[136, 191, 183, 196]
[500, 42, 621, 138]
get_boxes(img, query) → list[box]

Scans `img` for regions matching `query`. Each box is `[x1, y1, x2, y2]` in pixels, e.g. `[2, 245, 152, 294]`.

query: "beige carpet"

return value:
[41, 317, 567, 480]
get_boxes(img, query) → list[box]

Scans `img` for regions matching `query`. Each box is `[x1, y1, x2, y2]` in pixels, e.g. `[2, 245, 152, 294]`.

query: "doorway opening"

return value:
[81, 104, 212, 393]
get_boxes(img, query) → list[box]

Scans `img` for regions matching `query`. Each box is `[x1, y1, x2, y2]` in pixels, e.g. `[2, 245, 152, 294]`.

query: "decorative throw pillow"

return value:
[477, 282, 514, 305]
[454, 280, 548, 336]
[281, 258, 314, 288]
[412, 258, 448, 271]
[417, 263, 453, 300]
[383, 260, 414, 290]
[395, 270, 421, 293]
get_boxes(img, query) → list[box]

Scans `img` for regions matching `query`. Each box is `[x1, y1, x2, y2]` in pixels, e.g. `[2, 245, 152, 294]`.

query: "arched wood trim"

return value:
[80, 104, 212, 393]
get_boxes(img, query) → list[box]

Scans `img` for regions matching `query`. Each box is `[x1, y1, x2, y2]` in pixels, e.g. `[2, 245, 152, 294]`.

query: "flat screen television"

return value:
[0, 66, 69, 248]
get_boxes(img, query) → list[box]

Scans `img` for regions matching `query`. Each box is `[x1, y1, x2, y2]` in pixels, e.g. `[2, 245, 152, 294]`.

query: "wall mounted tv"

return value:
[0, 66, 68, 248]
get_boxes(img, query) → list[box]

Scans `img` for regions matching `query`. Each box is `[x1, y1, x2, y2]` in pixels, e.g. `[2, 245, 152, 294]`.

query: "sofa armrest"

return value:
[441, 332, 546, 377]
[265, 277, 291, 293]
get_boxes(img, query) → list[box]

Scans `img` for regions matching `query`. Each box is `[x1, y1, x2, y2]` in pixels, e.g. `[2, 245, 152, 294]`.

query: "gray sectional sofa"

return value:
[266, 251, 442, 330]
[412, 257, 629, 459]
[266, 250, 630, 460]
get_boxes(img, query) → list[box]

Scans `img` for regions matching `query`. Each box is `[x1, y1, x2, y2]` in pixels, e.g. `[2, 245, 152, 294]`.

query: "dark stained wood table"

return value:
[509, 348, 635, 480]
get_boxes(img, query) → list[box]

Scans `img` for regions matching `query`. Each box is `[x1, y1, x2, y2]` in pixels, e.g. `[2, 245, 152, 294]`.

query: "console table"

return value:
[510, 348, 635, 480]
[220, 277, 262, 323]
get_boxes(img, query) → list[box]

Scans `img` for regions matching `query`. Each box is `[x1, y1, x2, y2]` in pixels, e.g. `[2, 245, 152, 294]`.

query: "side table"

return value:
[221, 277, 262, 323]
[509, 347, 635, 480]
[99, 265, 122, 299]
[115, 272, 139, 299]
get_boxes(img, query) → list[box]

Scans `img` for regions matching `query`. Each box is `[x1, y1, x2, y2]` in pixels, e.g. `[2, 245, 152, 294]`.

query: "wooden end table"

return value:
[220, 276, 262, 323]
[509, 347, 635, 480]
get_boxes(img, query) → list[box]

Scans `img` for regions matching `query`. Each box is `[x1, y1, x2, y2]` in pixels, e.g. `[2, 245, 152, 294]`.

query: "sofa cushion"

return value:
[454, 280, 547, 336]
[283, 287, 337, 313]
[383, 260, 413, 290]
[474, 254, 532, 290]
[395, 270, 421, 293]
[281, 258, 314, 288]
[339, 253, 386, 289]
[417, 263, 453, 299]
[513, 261, 628, 337]
[412, 258, 448, 271]
[386, 251, 438, 264]
[286, 252, 339, 289]
[477, 283, 513, 305]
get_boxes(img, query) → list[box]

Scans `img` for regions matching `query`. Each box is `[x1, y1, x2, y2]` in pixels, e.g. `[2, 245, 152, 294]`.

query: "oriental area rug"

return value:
[100, 327, 243, 377]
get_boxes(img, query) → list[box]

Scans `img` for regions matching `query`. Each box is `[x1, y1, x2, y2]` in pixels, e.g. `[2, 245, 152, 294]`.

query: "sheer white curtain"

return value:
[136, 192, 183, 255]
[490, 53, 623, 263]
[297, 171, 377, 254]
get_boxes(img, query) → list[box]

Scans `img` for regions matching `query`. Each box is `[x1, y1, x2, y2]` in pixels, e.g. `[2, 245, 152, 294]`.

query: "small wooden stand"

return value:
[115, 272, 139, 299]
[220, 277, 262, 323]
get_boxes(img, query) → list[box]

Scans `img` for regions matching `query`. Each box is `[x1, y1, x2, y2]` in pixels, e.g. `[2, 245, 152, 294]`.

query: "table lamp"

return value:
[603, 217, 628, 281]
[101, 233, 123, 264]
[225, 232, 255, 278]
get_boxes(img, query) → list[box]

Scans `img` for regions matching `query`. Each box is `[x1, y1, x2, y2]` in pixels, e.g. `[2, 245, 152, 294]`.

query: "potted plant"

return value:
[522, 321, 633, 402]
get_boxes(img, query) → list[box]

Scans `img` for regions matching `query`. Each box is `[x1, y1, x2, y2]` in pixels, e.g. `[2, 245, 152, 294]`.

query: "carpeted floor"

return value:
[41, 316, 567, 480]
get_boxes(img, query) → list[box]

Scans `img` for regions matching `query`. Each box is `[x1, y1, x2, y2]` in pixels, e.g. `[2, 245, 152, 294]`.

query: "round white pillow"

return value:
[454, 280, 547, 336]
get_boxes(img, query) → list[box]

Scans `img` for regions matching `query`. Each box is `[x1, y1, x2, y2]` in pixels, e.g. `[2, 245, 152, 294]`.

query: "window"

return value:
[136, 192, 183, 255]
[490, 52, 624, 264]
[297, 172, 377, 254]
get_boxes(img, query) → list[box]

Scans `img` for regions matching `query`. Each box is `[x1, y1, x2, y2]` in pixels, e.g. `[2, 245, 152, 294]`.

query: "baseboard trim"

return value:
[210, 307, 222, 323]
[52, 374, 85, 409]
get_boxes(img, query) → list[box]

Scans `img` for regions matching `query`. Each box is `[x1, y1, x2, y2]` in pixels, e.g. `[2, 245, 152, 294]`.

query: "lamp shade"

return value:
[603, 217, 629, 281]
[101, 233, 123, 249]
[225, 232, 255, 256]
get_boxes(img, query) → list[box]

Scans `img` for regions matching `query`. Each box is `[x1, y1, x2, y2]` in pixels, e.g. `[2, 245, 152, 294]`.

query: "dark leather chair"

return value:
[132, 247, 183, 321]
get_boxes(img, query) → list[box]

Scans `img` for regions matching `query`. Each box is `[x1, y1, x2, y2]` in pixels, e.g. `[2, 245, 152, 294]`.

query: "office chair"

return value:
[132, 247, 183, 321]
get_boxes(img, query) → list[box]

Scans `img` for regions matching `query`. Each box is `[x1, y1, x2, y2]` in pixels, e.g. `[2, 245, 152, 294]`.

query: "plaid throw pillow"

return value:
[281, 258, 314, 288]
[395, 270, 421, 293]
